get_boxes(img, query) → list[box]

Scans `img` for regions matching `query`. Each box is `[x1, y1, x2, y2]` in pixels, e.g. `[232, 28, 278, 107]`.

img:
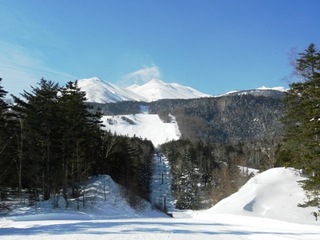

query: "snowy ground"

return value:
[1, 168, 320, 239]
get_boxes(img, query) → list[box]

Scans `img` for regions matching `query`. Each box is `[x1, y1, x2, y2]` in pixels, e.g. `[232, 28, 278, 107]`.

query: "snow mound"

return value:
[102, 113, 181, 146]
[195, 167, 318, 224]
[7, 175, 165, 221]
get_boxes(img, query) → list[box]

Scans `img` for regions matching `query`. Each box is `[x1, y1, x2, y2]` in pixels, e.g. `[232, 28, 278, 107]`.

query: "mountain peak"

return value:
[77, 77, 146, 103]
[128, 79, 211, 102]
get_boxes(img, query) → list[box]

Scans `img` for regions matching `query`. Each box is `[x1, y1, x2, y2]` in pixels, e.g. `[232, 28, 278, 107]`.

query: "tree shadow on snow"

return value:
[0, 219, 318, 238]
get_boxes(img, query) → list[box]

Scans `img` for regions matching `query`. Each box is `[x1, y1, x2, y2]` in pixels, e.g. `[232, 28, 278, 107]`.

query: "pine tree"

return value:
[279, 43, 320, 206]
[12, 79, 61, 200]
[58, 81, 103, 205]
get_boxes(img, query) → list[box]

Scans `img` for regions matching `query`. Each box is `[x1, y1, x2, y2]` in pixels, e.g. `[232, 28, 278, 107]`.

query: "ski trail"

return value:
[150, 149, 175, 213]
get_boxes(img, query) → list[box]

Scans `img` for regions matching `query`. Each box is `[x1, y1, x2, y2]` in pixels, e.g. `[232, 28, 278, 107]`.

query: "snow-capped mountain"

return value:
[127, 78, 211, 102]
[222, 86, 286, 98]
[77, 77, 147, 103]
[78, 77, 211, 103]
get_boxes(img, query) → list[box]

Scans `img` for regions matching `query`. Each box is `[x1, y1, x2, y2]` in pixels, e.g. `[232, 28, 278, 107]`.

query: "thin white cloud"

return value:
[122, 66, 161, 86]
[0, 41, 75, 96]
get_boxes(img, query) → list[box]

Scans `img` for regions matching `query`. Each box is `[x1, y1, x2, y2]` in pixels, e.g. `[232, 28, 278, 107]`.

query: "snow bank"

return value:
[7, 175, 165, 221]
[195, 167, 318, 224]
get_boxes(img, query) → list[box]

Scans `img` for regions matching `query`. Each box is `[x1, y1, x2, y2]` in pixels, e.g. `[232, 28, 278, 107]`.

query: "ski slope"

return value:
[1, 168, 320, 239]
[101, 113, 181, 147]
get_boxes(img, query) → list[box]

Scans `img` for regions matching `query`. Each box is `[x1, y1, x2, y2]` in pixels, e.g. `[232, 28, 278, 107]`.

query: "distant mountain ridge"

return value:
[78, 77, 211, 103]
[127, 78, 211, 102]
[78, 77, 286, 104]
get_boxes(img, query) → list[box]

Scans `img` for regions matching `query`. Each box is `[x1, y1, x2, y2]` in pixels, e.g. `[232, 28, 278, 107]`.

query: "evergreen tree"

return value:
[279, 43, 320, 206]
[58, 81, 104, 204]
[12, 79, 61, 200]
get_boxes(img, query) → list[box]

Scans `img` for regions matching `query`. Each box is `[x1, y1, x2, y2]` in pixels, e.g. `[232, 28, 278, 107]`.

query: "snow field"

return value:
[101, 113, 181, 147]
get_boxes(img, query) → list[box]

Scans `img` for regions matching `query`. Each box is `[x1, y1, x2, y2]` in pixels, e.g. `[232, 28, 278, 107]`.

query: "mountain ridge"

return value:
[78, 77, 285, 104]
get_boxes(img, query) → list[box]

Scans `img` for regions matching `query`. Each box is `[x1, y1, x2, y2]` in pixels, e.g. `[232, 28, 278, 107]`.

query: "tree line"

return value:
[0, 78, 153, 210]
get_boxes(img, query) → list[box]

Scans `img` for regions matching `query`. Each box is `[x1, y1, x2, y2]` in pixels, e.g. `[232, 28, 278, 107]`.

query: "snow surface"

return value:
[193, 167, 318, 224]
[101, 113, 181, 147]
[1, 168, 320, 240]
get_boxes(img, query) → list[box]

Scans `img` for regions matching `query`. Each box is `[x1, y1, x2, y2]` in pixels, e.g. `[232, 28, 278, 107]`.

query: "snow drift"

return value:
[195, 167, 318, 224]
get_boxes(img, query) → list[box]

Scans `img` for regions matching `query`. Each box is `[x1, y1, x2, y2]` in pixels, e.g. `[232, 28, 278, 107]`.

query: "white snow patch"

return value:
[102, 113, 181, 146]
[257, 86, 287, 92]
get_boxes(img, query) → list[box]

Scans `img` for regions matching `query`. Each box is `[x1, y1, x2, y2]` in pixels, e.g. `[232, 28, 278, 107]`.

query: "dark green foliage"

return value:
[99, 133, 154, 204]
[161, 139, 248, 210]
[278, 43, 320, 206]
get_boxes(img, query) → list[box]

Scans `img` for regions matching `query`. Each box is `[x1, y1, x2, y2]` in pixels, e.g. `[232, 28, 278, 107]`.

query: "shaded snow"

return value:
[6, 175, 163, 221]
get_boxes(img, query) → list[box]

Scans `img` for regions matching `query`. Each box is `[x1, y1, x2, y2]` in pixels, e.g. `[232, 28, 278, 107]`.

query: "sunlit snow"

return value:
[101, 113, 181, 147]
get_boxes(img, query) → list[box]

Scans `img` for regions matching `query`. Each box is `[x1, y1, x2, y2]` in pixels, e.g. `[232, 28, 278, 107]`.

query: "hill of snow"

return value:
[6, 175, 163, 221]
[77, 77, 146, 103]
[193, 167, 318, 224]
[128, 78, 211, 102]
[101, 113, 181, 147]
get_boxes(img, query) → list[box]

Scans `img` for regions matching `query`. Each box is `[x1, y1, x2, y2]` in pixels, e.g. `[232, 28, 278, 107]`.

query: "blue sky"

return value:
[1, 0, 319, 96]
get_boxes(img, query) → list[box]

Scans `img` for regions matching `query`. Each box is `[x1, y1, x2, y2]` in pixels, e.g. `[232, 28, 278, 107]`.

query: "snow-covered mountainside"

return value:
[78, 77, 211, 103]
[222, 86, 286, 98]
[127, 78, 211, 102]
[77, 77, 147, 103]
[194, 167, 318, 224]
[101, 112, 181, 147]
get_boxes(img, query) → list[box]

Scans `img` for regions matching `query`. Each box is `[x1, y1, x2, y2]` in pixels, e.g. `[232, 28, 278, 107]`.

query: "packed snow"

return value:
[101, 113, 181, 147]
[1, 167, 320, 239]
